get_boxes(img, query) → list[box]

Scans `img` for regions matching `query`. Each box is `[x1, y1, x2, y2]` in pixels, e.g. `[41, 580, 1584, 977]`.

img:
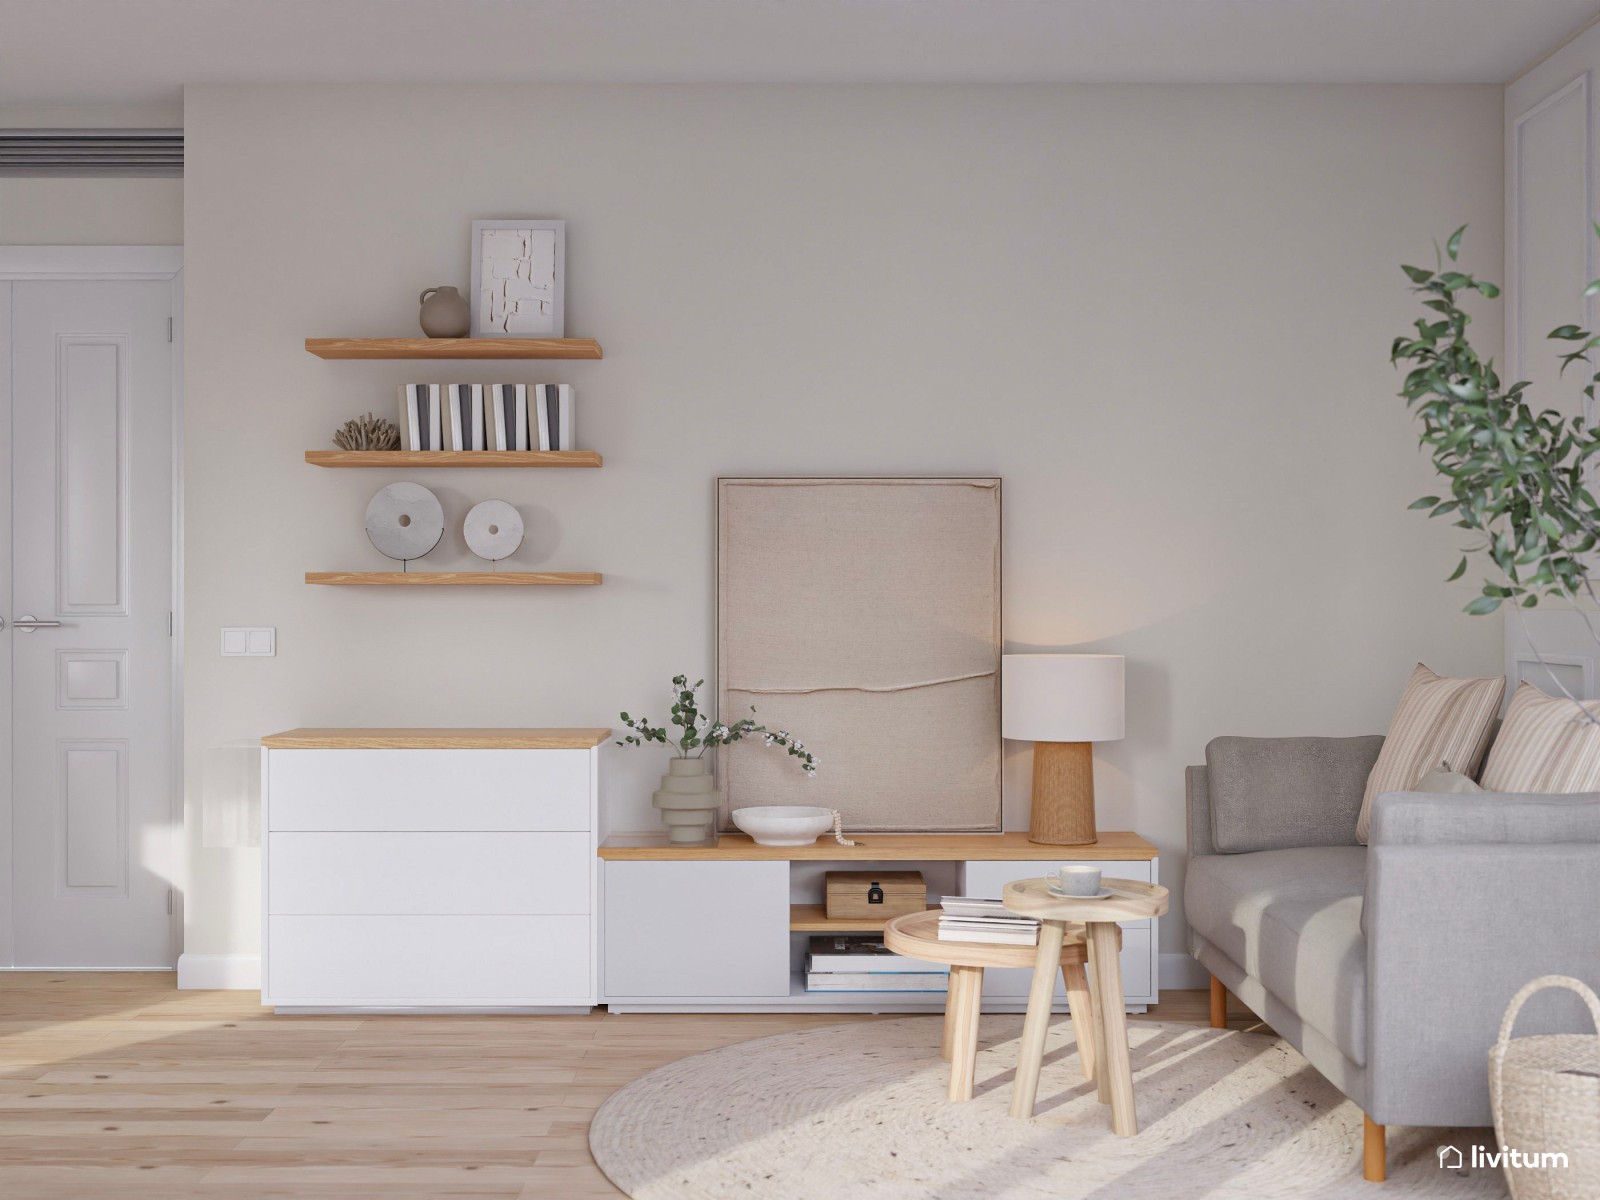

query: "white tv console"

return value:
[598, 831, 1160, 1014]
[257, 727, 1159, 1017]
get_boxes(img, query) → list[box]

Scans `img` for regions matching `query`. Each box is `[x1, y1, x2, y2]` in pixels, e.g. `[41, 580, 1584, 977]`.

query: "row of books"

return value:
[800, 897, 1043, 992]
[937, 896, 1041, 946]
[804, 934, 948, 993]
[398, 383, 575, 452]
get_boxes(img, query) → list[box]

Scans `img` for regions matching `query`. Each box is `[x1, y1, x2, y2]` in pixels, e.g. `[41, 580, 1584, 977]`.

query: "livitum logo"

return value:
[1438, 1144, 1570, 1170]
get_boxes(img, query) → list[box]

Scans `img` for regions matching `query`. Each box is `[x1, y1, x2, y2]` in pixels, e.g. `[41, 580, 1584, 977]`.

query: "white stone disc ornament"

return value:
[364, 482, 444, 562]
[463, 499, 524, 562]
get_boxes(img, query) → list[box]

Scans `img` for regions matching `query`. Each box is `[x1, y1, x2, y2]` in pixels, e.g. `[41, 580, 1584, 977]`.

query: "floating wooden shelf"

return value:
[305, 337, 602, 360]
[305, 450, 602, 469]
[306, 571, 602, 587]
[789, 903, 937, 933]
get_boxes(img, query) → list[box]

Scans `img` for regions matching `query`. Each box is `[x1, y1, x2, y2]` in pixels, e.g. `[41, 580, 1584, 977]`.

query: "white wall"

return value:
[0, 105, 183, 245]
[182, 83, 1505, 971]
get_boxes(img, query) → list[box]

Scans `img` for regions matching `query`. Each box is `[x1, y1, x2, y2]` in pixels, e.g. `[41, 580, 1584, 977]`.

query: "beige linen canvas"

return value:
[717, 478, 1002, 831]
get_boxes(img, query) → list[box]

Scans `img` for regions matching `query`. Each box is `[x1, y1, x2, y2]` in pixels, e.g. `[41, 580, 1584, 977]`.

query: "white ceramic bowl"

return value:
[731, 805, 833, 847]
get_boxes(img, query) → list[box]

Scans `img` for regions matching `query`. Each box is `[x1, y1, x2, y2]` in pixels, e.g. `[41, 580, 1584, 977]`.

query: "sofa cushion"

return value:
[1357, 663, 1503, 844]
[1206, 736, 1382, 853]
[1186, 847, 1368, 1066]
[1480, 682, 1600, 794]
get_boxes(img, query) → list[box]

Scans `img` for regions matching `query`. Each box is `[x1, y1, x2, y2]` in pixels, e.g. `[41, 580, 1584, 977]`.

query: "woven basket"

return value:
[1488, 975, 1600, 1200]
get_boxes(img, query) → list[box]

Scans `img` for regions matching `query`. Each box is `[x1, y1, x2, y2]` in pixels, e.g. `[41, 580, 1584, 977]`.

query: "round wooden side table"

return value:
[1002, 878, 1170, 1134]
[883, 909, 1110, 1102]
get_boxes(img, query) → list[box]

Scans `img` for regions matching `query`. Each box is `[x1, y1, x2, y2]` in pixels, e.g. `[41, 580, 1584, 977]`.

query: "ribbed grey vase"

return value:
[653, 758, 721, 846]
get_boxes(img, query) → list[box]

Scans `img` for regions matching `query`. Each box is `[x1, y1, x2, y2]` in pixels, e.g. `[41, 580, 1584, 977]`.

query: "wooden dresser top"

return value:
[261, 727, 612, 750]
[597, 830, 1157, 861]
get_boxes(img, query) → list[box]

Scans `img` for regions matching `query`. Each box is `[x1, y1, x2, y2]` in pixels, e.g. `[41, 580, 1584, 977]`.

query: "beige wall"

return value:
[0, 104, 183, 245]
[183, 83, 1505, 969]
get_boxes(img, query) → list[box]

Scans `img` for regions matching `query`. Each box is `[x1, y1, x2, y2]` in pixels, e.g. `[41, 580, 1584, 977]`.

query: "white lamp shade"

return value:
[1002, 654, 1125, 743]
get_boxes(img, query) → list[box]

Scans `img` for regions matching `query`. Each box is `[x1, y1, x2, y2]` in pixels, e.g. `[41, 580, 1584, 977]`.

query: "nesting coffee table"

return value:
[884, 909, 1110, 1101]
[1003, 877, 1170, 1134]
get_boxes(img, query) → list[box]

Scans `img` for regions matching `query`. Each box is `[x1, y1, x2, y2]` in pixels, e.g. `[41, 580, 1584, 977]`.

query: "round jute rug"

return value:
[590, 1017, 1509, 1199]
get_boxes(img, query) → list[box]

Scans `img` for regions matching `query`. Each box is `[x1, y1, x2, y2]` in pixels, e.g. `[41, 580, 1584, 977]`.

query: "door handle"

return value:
[11, 615, 62, 633]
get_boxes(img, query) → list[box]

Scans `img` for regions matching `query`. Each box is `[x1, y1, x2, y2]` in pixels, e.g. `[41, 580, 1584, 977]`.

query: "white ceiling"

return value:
[3, 0, 1598, 106]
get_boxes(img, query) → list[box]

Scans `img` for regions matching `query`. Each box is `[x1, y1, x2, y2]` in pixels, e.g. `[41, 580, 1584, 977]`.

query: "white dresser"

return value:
[259, 728, 606, 1011]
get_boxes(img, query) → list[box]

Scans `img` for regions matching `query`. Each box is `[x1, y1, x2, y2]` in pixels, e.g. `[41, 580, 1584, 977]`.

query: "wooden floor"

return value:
[0, 974, 1257, 1198]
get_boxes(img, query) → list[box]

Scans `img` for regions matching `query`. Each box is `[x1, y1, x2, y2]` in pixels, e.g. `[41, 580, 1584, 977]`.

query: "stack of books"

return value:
[397, 383, 577, 451]
[937, 897, 1041, 946]
[803, 935, 948, 993]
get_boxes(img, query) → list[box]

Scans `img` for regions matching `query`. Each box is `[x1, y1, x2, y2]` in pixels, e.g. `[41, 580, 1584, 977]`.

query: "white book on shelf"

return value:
[490, 384, 530, 451]
[534, 384, 552, 452]
[804, 972, 950, 993]
[557, 383, 574, 451]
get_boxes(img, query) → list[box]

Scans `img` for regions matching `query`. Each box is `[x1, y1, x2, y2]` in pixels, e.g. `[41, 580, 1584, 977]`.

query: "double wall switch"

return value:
[221, 627, 276, 657]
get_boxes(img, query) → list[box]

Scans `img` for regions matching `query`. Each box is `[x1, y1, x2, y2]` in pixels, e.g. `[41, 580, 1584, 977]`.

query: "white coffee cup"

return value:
[1053, 865, 1102, 897]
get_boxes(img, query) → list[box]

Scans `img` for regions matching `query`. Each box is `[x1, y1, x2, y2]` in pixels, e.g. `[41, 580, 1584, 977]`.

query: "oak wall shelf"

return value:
[305, 450, 602, 469]
[305, 337, 602, 360]
[306, 571, 602, 587]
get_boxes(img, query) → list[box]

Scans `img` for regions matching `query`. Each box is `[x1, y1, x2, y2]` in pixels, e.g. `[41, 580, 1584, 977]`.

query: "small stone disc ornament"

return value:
[365, 482, 444, 562]
[463, 499, 524, 562]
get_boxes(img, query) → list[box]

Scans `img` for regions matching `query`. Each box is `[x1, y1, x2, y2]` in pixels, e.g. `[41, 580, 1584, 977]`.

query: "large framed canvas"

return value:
[716, 477, 1002, 832]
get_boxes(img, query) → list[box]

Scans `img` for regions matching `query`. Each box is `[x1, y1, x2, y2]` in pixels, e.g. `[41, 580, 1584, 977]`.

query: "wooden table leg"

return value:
[1009, 918, 1066, 1119]
[1061, 960, 1097, 1083]
[941, 974, 958, 1062]
[1086, 932, 1111, 1104]
[947, 965, 983, 1101]
[1088, 920, 1137, 1135]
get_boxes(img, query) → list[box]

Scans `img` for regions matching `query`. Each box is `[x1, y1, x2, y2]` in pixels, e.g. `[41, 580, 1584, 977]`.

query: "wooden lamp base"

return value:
[1028, 740, 1098, 846]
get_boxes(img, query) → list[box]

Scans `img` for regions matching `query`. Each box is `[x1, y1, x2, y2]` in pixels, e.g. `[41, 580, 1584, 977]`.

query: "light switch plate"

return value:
[221, 627, 275, 657]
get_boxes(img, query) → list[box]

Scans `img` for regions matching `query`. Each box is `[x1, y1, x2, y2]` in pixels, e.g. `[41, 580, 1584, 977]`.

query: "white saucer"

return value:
[1046, 886, 1114, 900]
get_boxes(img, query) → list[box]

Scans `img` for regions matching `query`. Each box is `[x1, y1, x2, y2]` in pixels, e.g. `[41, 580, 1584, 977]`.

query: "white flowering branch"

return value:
[618, 674, 818, 775]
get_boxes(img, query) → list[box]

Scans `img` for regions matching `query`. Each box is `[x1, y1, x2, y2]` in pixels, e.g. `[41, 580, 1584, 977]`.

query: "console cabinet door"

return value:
[603, 861, 789, 998]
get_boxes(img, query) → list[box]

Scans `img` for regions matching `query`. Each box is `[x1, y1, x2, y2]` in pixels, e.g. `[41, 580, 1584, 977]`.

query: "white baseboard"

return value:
[1159, 952, 1209, 991]
[176, 953, 260, 990]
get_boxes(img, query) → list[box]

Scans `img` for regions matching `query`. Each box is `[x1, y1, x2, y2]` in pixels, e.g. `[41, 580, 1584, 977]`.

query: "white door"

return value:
[2, 279, 176, 968]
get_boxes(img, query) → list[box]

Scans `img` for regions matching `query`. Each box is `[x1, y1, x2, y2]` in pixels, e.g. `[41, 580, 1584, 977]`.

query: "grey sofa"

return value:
[1185, 735, 1600, 1182]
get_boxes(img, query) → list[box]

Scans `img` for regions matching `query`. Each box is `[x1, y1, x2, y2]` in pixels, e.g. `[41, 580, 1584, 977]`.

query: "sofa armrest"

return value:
[1185, 765, 1216, 858]
[1370, 790, 1600, 845]
[1364, 791, 1600, 1126]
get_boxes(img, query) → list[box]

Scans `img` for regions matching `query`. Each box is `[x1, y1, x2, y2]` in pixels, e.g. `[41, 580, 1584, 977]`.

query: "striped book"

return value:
[445, 383, 485, 451]
[397, 384, 443, 451]
[534, 384, 575, 451]
[489, 384, 530, 451]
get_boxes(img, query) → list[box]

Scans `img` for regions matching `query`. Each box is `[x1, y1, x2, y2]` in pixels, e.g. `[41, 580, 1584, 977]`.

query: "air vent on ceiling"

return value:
[0, 128, 183, 177]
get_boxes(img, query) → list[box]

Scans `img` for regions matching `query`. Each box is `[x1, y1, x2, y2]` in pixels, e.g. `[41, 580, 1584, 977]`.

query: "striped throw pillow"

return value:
[1479, 682, 1600, 793]
[1356, 663, 1504, 844]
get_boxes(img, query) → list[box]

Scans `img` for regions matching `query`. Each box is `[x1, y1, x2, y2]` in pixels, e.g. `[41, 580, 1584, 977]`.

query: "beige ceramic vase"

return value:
[653, 758, 722, 847]
[418, 286, 470, 338]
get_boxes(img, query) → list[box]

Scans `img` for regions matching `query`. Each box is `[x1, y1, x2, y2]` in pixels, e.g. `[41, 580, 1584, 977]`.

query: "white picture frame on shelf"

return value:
[470, 219, 565, 338]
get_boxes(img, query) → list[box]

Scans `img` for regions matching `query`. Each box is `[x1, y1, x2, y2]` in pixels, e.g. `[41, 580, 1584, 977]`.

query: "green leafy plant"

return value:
[617, 674, 817, 775]
[1393, 225, 1600, 617]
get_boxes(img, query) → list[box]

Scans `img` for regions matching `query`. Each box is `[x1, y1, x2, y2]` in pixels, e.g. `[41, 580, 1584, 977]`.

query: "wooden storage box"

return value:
[825, 870, 926, 920]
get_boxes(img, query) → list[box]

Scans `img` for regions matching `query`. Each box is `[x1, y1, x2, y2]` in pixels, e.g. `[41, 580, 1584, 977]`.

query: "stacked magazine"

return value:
[803, 935, 948, 993]
[937, 896, 1041, 946]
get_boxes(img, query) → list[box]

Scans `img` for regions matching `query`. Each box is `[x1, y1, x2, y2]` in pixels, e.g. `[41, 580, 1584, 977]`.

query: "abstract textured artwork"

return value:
[470, 219, 565, 338]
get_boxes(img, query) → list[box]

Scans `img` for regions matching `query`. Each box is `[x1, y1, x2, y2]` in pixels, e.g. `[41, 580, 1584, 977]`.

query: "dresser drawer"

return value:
[267, 749, 590, 831]
[268, 832, 590, 915]
[266, 915, 591, 1004]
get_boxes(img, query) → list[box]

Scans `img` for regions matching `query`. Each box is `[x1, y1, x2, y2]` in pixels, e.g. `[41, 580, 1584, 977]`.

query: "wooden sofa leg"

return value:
[1209, 976, 1227, 1029]
[1363, 1114, 1386, 1183]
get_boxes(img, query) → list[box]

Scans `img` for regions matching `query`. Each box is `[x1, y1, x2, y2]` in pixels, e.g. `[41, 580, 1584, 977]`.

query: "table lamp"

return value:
[1002, 654, 1126, 846]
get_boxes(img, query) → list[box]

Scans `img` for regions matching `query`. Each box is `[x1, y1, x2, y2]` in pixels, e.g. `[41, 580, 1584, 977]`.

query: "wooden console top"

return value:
[597, 831, 1157, 861]
[261, 728, 612, 750]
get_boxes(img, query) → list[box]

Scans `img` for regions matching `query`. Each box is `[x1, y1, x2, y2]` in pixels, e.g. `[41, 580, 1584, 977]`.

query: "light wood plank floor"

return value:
[0, 974, 1258, 1198]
